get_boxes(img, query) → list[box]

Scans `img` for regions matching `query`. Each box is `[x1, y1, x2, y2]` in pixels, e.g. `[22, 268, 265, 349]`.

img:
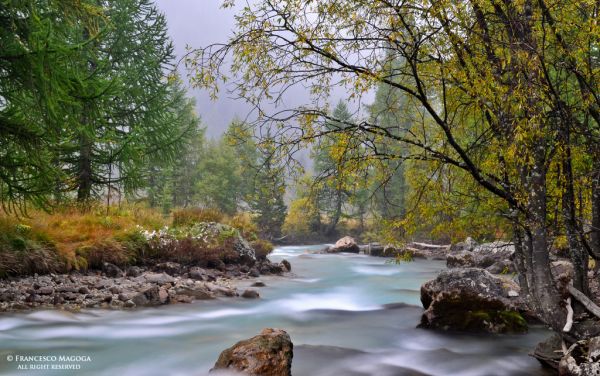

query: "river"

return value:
[0, 245, 554, 375]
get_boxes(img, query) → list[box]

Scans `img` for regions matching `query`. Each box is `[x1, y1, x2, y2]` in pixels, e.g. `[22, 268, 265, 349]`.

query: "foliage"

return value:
[227, 212, 259, 241]
[190, 0, 600, 335]
[0, 0, 103, 210]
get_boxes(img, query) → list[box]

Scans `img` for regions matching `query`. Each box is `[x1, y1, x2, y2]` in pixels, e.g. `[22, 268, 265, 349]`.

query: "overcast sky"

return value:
[154, 0, 242, 138]
[154, 1, 373, 140]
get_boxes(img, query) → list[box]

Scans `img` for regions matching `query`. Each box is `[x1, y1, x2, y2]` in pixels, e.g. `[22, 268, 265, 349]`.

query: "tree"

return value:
[227, 123, 287, 239]
[312, 101, 355, 236]
[367, 55, 411, 221]
[146, 78, 202, 211]
[59, 0, 186, 202]
[0, 0, 103, 210]
[194, 137, 243, 215]
[247, 146, 287, 240]
[192, 0, 600, 340]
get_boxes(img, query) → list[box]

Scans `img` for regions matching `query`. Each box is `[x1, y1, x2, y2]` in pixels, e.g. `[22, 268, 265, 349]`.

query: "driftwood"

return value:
[410, 242, 450, 249]
[563, 297, 574, 332]
[568, 284, 600, 320]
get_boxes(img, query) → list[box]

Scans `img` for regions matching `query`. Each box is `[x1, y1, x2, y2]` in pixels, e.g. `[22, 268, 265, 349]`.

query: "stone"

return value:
[211, 286, 238, 297]
[211, 328, 293, 376]
[109, 286, 122, 294]
[38, 287, 54, 295]
[158, 288, 169, 304]
[486, 260, 515, 275]
[102, 262, 123, 278]
[450, 237, 478, 253]
[174, 286, 214, 300]
[251, 281, 266, 287]
[327, 236, 360, 253]
[419, 268, 527, 333]
[551, 260, 574, 281]
[280, 260, 291, 272]
[174, 295, 193, 303]
[78, 286, 90, 295]
[248, 268, 260, 278]
[126, 266, 143, 277]
[532, 334, 563, 369]
[446, 251, 475, 268]
[132, 286, 163, 306]
[446, 241, 515, 272]
[558, 336, 600, 376]
[241, 289, 260, 299]
[62, 292, 78, 301]
[118, 293, 133, 302]
[154, 262, 183, 276]
[143, 272, 175, 285]
[189, 267, 207, 280]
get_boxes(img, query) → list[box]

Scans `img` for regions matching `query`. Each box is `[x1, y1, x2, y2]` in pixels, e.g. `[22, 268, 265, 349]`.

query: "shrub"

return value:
[251, 239, 274, 261]
[226, 212, 258, 240]
[172, 207, 224, 227]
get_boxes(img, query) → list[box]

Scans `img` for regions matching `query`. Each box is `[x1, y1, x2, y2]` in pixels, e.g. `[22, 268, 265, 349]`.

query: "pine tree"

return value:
[60, 0, 185, 202]
[0, 1, 102, 210]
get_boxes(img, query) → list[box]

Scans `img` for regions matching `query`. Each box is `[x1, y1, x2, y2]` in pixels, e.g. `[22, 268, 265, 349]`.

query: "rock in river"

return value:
[419, 268, 527, 333]
[211, 328, 293, 376]
[327, 236, 360, 253]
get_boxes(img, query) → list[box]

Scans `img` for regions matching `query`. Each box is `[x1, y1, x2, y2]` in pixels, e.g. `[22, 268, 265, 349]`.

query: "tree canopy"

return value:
[190, 0, 600, 338]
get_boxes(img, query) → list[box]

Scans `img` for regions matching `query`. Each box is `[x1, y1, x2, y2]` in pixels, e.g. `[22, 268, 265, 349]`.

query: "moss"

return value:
[425, 291, 528, 333]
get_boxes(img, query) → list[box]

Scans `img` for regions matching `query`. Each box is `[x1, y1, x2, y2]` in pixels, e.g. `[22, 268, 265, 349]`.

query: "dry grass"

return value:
[0, 204, 268, 277]
[172, 207, 224, 227]
[0, 217, 65, 277]
[0, 203, 167, 274]
[251, 239, 274, 261]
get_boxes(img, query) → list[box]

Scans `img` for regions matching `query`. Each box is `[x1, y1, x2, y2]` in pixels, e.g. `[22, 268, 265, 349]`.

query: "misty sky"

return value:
[154, 0, 243, 137]
[155, 1, 372, 139]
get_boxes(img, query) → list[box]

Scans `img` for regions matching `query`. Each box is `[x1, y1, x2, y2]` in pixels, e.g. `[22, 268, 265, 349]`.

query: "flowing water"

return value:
[0, 245, 554, 376]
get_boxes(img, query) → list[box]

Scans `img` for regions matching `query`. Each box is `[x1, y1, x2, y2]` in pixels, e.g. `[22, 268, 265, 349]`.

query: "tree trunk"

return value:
[77, 131, 93, 202]
[591, 157, 600, 262]
[561, 134, 589, 294]
[325, 188, 343, 236]
[526, 147, 564, 331]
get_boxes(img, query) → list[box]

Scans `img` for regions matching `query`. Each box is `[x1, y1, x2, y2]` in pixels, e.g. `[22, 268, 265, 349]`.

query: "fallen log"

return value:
[568, 284, 600, 320]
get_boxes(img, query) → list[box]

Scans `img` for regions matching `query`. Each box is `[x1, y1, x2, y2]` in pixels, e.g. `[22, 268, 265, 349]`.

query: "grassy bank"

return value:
[0, 205, 273, 278]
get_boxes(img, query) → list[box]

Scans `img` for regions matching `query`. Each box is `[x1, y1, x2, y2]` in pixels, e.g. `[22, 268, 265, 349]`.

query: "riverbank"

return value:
[0, 259, 290, 312]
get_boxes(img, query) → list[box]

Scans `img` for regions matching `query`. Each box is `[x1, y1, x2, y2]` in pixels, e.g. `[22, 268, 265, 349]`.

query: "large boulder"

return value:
[201, 223, 257, 266]
[419, 268, 527, 333]
[211, 328, 293, 376]
[327, 236, 360, 253]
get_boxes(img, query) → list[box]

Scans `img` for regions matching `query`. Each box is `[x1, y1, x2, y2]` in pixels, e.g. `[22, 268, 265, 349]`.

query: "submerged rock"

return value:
[241, 289, 260, 299]
[532, 334, 563, 369]
[211, 328, 293, 376]
[419, 268, 527, 333]
[327, 236, 360, 254]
